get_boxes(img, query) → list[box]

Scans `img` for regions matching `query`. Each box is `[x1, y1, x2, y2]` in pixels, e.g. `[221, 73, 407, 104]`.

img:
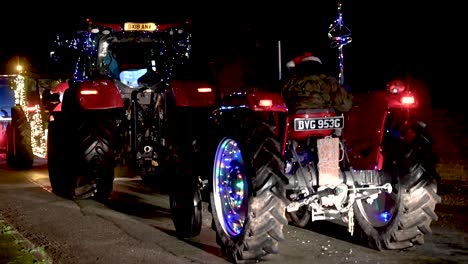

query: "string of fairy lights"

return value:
[328, 0, 352, 85]
[29, 104, 47, 158]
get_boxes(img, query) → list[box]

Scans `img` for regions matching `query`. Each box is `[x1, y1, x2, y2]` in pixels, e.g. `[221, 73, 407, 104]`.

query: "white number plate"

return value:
[294, 116, 344, 131]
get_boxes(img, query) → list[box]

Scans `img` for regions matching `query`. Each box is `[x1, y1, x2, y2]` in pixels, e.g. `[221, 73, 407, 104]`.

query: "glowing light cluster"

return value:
[13, 75, 26, 106]
[214, 139, 248, 237]
[28, 105, 47, 158]
[379, 211, 391, 223]
[401, 96, 415, 105]
[328, 0, 352, 85]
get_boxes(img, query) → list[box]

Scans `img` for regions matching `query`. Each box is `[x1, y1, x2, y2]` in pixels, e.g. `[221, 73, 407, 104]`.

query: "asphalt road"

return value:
[0, 156, 467, 264]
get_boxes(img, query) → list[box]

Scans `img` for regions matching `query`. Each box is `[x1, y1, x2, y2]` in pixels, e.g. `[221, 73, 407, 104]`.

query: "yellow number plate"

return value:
[124, 22, 157, 31]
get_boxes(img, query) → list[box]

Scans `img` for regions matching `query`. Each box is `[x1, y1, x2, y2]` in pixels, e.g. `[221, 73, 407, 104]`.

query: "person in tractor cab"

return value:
[281, 52, 353, 113]
[102, 48, 120, 80]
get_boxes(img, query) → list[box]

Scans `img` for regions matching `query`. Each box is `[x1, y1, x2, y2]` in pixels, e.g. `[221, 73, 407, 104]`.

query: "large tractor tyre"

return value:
[75, 111, 116, 201]
[48, 111, 116, 201]
[6, 106, 33, 169]
[169, 177, 203, 238]
[353, 126, 441, 250]
[210, 124, 288, 263]
[47, 117, 72, 198]
[167, 144, 203, 238]
[168, 107, 210, 238]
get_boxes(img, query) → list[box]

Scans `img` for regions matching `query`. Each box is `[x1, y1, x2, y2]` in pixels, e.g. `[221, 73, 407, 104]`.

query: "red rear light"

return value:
[387, 80, 406, 94]
[258, 99, 273, 107]
[80, 89, 98, 95]
[25, 105, 37, 112]
[197, 87, 212, 93]
[401, 96, 415, 105]
[388, 92, 418, 108]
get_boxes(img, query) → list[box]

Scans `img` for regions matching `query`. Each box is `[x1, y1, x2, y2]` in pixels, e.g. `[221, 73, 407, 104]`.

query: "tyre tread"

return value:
[354, 124, 441, 251]
[210, 122, 288, 263]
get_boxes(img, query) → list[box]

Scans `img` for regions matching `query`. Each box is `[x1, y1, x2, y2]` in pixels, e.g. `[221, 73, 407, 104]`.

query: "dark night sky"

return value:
[0, 1, 463, 109]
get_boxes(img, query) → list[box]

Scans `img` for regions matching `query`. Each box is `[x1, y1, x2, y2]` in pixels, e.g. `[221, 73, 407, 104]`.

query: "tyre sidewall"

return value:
[47, 115, 74, 198]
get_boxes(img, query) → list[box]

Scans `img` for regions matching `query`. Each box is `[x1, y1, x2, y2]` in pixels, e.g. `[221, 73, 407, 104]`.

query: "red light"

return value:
[80, 89, 98, 95]
[25, 105, 37, 112]
[197, 87, 212, 93]
[387, 80, 406, 94]
[401, 96, 415, 105]
[258, 99, 273, 107]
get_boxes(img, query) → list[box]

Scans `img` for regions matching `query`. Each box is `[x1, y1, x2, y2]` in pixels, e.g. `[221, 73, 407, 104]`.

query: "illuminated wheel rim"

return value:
[213, 138, 249, 237]
[356, 185, 398, 227]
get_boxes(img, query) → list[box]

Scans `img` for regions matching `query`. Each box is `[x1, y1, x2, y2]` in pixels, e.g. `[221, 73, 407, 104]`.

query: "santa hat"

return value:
[286, 52, 322, 68]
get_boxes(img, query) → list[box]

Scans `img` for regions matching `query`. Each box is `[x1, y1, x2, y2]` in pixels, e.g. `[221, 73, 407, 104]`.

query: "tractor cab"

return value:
[53, 20, 192, 86]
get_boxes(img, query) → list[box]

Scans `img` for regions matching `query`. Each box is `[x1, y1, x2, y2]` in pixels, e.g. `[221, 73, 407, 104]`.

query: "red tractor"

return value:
[44, 18, 216, 237]
[44, 16, 441, 264]
[192, 66, 441, 263]
[187, 12, 442, 264]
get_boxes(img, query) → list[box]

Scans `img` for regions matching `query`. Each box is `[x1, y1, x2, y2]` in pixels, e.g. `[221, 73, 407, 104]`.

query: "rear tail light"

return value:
[80, 89, 98, 95]
[197, 87, 212, 93]
[401, 96, 415, 105]
[25, 105, 38, 112]
[258, 99, 273, 107]
[387, 80, 406, 94]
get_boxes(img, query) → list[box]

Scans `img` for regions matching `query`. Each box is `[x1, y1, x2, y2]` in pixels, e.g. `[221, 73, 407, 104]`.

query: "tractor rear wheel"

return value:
[353, 123, 441, 250]
[48, 111, 116, 201]
[6, 106, 33, 169]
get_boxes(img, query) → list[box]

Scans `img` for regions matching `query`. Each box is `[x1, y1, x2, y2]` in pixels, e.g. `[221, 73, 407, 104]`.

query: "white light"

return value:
[401, 96, 415, 105]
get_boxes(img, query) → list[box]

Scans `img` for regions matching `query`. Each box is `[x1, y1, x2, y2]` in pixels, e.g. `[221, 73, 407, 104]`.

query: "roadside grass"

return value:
[0, 219, 52, 264]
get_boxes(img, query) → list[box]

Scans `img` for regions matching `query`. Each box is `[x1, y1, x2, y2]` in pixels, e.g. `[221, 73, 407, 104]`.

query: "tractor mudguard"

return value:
[50, 78, 124, 114]
[344, 91, 388, 170]
[245, 91, 288, 112]
[217, 91, 287, 113]
[171, 79, 216, 107]
[344, 90, 425, 171]
[73, 78, 124, 110]
[217, 91, 288, 140]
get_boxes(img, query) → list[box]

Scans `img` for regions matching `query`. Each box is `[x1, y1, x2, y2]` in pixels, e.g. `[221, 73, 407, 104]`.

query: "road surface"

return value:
[0, 157, 467, 264]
